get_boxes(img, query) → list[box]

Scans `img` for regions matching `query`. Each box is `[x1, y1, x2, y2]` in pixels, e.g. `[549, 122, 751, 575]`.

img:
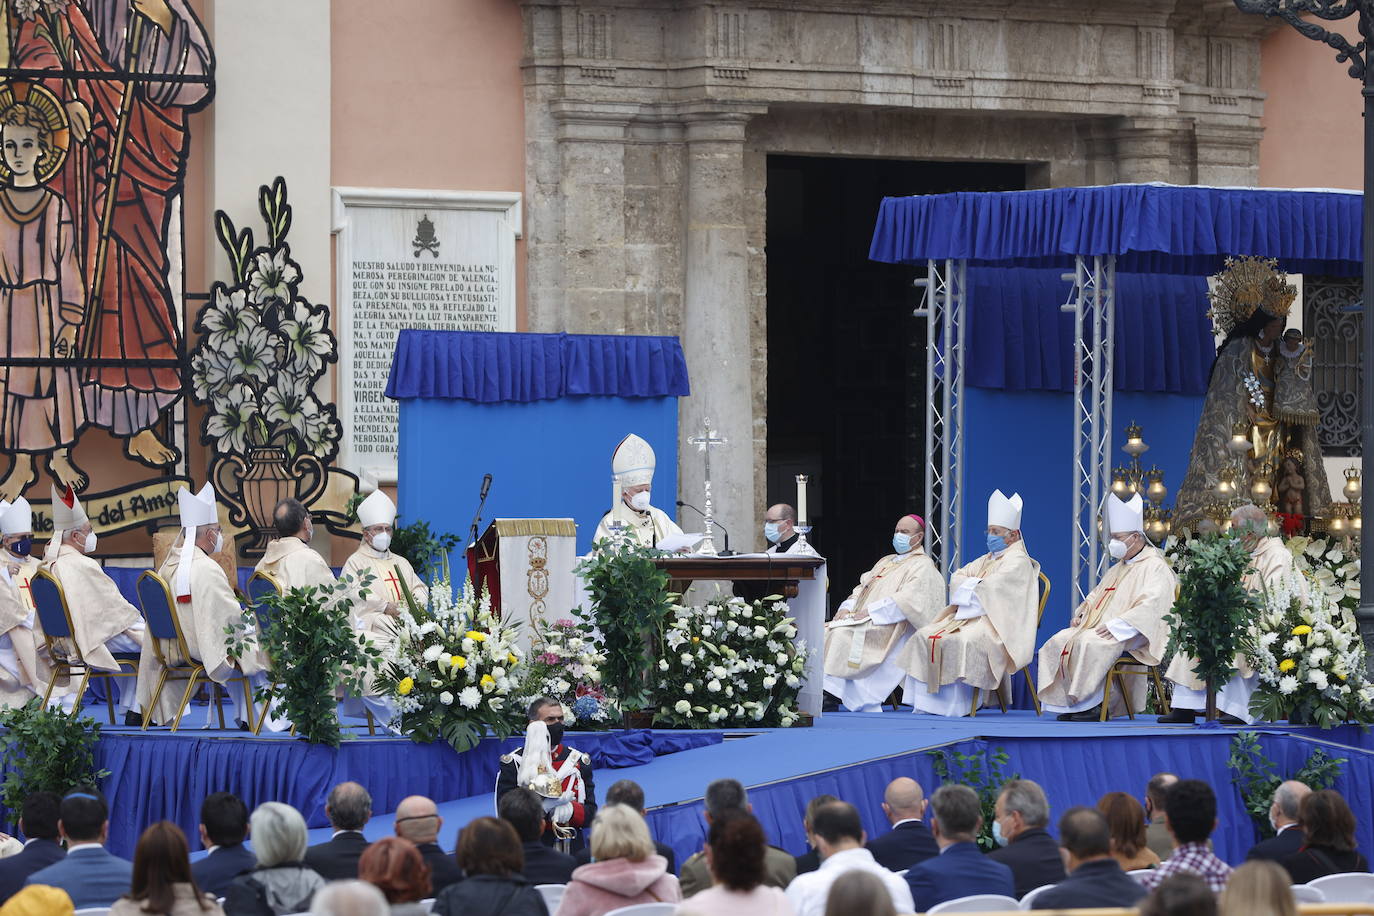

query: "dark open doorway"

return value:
[765, 155, 1027, 605]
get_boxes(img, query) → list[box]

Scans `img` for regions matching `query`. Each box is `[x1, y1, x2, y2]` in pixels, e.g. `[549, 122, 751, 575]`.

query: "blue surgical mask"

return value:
[987, 533, 1008, 554]
[992, 819, 1009, 847]
[8, 537, 31, 557]
[892, 533, 912, 555]
[763, 522, 782, 544]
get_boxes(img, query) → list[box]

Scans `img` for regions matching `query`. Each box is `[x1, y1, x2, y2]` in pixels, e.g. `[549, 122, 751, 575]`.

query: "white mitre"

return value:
[1, 497, 32, 536]
[988, 489, 1023, 530]
[46, 484, 88, 560]
[613, 434, 656, 489]
[175, 483, 218, 598]
[357, 490, 397, 529]
[1106, 492, 1145, 535]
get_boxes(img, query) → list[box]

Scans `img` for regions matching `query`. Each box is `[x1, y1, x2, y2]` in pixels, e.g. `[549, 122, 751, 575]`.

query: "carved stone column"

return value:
[1110, 116, 1195, 184]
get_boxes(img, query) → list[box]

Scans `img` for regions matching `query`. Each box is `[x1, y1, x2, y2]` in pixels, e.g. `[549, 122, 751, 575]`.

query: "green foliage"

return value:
[392, 518, 461, 584]
[574, 540, 674, 710]
[0, 699, 109, 828]
[928, 745, 1018, 852]
[1228, 731, 1344, 839]
[1164, 534, 1260, 705]
[227, 574, 384, 747]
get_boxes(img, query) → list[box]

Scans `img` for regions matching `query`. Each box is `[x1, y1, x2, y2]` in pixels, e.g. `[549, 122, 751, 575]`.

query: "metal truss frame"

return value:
[915, 258, 967, 580]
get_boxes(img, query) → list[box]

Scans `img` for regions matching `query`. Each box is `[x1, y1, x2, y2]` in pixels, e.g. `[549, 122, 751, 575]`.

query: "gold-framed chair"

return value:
[30, 569, 140, 724]
[1098, 654, 1171, 721]
[135, 571, 257, 732]
[971, 571, 1051, 717]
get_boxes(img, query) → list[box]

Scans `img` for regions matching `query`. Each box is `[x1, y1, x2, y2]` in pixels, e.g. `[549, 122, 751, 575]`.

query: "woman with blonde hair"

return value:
[1220, 861, 1297, 916]
[1096, 792, 1160, 871]
[556, 804, 679, 916]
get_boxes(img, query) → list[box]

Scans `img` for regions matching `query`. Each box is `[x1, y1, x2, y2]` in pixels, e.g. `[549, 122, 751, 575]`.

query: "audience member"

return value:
[0, 793, 64, 904]
[304, 784, 372, 882]
[1247, 782, 1310, 863]
[1097, 792, 1159, 871]
[25, 789, 132, 908]
[987, 779, 1065, 897]
[1033, 807, 1147, 909]
[573, 781, 675, 873]
[677, 811, 792, 916]
[192, 793, 256, 899]
[904, 786, 1012, 911]
[680, 780, 794, 897]
[1281, 789, 1369, 883]
[820, 871, 894, 916]
[111, 821, 222, 916]
[792, 796, 837, 877]
[392, 797, 461, 894]
[1145, 773, 1179, 861]
[785, 801, 912, 916]
[223, 803, 324, 916]
[434, 818, 544, 916]
[556, 805, 679, 916]
[0, 885, 73, 916]
[864, 778, 937, 873]
[308, 881, 387, 916]
[1139, 780, 1231, 893]
[356, 838, 429, 916]
[1220, 861, 1297, 916]
[498, 787, 576, 886]
[1139, 873, 1218, 916]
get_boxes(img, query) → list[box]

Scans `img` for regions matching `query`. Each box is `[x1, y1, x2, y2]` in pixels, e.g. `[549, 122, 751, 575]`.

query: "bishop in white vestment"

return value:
[0, 498, 52, 705]
[1163, 503, 1302, 724]
[902, 490, 1041, 717]
[40, 485, 144, 719]
[342, 490, 429, 617]
[823, 514, 945, 713]
[592, 434, 684, 549]
[1038, 494, 1176, 720]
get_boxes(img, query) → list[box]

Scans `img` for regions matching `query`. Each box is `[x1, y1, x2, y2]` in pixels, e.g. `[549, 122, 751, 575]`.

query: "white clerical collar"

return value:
[358, 542, 391, 560]
[1126, 545, 1149, 565]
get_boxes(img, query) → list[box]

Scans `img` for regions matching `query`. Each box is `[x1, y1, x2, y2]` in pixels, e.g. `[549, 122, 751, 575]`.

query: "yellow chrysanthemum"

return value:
[397, 677, 414, 696]
[452, 655, 467, 670]
[1291, 625, 1313, 636]
[1279, 659, 1297, 673]
[465, 630, 488, 642]
[691, 636, 700, 644]
[481, 674, 495, 686]
[507, 653, 518, 666]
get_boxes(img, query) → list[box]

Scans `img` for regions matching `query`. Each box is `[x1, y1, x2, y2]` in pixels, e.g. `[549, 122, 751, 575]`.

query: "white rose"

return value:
[555, 679, 571, 694]
[675, 700, 691, 715]
[659, 659, 669, 671]
[785, 674, 800, 688]
[776, 652, 788, 665]
[762, 676, 777, 689]
[712, 666, 727, 679]
[724, 685, 734, 697]
[439, 691, 454, 706]
[753, 626, 768, 639]
[707, 678, 722, 693]
[684, 683, 694, 695]
[742, 607, 753, 619]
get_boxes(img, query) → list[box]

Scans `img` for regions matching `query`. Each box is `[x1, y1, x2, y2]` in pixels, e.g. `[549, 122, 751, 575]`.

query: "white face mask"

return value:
[82, 531, 97, 554]
[370, 532, 392, 553]
[211, 532, 224, 555]
[629, 491, 651, 512]
[1108, 537, 1129, 560]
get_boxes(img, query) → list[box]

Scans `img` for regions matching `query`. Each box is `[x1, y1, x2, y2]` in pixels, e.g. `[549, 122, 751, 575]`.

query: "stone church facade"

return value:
[517, 0, 1269, 539]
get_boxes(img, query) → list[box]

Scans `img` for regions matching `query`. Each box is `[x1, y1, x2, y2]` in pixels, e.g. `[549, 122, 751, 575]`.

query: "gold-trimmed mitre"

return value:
[1207, 256, 1297, 336]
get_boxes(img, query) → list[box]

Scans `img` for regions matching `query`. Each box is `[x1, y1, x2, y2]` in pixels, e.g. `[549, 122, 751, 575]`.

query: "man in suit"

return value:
[394, 795, 462, 893]
[498, 787, 577, 886]
[680, 779, 797, 897]
[25, 789, 131, 908]
[191, 792, 256, 898]
[1246, 781, 1311, 862]
[866, 778, 938, 872]
[988, 779, 1065, 897]
[786, 802, 914, 916]
[793, 794, 838, 876]
[573, 780, 675, 873]
[906, 785, 1014, 911]
[0, 792, 64, 903]
[1144, 772, 1178, 861]
[1034, 808, 1147, 909]
[303, 782, 372, 881]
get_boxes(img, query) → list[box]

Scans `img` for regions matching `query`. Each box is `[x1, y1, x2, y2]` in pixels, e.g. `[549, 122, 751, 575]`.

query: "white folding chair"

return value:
[928, 894, 1021, 914]
[1308, 873, 1374, 904]
[1127, 868, 1154, 884]
[73, 909, 111, 916]
[418, 898, 436, 913]
[536, 884, 566, 913]
[603, 904, 677, 916]
[1019, 885, 1059, 910]
[1291, 885, 1327, 903]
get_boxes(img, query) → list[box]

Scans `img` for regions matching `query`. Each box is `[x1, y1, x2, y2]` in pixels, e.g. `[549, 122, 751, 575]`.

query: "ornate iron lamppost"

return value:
[1232, 1, 1374, 653]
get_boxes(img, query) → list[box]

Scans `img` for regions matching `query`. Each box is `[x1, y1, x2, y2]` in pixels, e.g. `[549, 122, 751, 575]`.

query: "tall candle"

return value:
[612, 473, 621, 513]
[796, 474, 809, 527]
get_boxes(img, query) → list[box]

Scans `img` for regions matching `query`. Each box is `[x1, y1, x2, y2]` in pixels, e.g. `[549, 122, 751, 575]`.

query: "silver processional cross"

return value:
[688, 418, 728, 556]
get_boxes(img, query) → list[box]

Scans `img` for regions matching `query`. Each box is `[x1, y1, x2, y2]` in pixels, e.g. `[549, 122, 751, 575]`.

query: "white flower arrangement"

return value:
[1287, 535, 1360, 614]
[653, 595, 808, 728]
[512, 617, 619, 729]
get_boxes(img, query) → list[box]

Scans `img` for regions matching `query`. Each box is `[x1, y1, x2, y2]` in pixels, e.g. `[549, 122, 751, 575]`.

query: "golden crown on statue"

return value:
[1206, 255, 1297, 336]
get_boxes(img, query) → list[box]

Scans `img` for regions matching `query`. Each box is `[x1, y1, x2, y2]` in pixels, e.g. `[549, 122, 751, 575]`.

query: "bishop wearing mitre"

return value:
[342, 490, 429, 616]
[593, 434, 684, 548]
[1038, 494, 1176, 721]
[0, 498, 50, 706]
[822, 514, 946, 713]
[1162, 503, 1301, 725]
[135, 483, 269, 729]
[41, 485, 145, 722]
[902, 490, 1041, 717]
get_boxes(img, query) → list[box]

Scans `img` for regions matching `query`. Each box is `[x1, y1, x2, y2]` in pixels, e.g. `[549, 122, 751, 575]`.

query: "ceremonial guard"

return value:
[497, 697, 597, 850]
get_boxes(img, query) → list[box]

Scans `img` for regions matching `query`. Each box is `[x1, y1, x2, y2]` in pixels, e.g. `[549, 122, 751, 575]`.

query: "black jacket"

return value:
[0, 839, 65, 904]
[987, 828, 1067, 899]
[1282, 845, 1370, 884]
[574, 841, 676, 875]
[1246, 827, 1306, 863]
[434, 874, 547, 916]
[303, 831, 369, 882]
[522, 842, 577, 886]
[793, 848, 820, 875]
[866, 820, 939, 873]
[416, 842, 464, 894]
[1032, 859, 1147, 910]
[192, 844, 258, 898]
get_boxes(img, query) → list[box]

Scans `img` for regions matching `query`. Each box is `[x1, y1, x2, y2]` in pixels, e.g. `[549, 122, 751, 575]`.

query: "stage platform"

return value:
[23, 706, 1374, 865]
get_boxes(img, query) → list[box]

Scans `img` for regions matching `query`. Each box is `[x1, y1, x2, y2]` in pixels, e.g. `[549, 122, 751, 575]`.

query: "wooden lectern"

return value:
[650, 555, 824, 598]
[467, 519, 578, 651]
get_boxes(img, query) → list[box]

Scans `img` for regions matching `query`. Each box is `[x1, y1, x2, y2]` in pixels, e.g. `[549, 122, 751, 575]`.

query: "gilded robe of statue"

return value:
[1037, 544, 1176, 714]
[40, 543, 141, 671]
[593, 502, 683, 549]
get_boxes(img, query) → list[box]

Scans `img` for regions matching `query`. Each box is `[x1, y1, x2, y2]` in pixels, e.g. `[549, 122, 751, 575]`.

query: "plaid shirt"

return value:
[1139, 842, 1233, 893]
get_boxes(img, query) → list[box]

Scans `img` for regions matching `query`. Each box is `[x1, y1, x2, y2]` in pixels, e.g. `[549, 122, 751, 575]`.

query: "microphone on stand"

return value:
[676, 500, 734, 555]
[468, 473, 493, 549]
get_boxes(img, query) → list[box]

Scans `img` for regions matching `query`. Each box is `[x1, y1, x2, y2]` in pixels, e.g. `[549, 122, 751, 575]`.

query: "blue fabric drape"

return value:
[386, 331, 691, 403]
[966, 268, 1213, 395]
[870, 184, 1362, 277]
